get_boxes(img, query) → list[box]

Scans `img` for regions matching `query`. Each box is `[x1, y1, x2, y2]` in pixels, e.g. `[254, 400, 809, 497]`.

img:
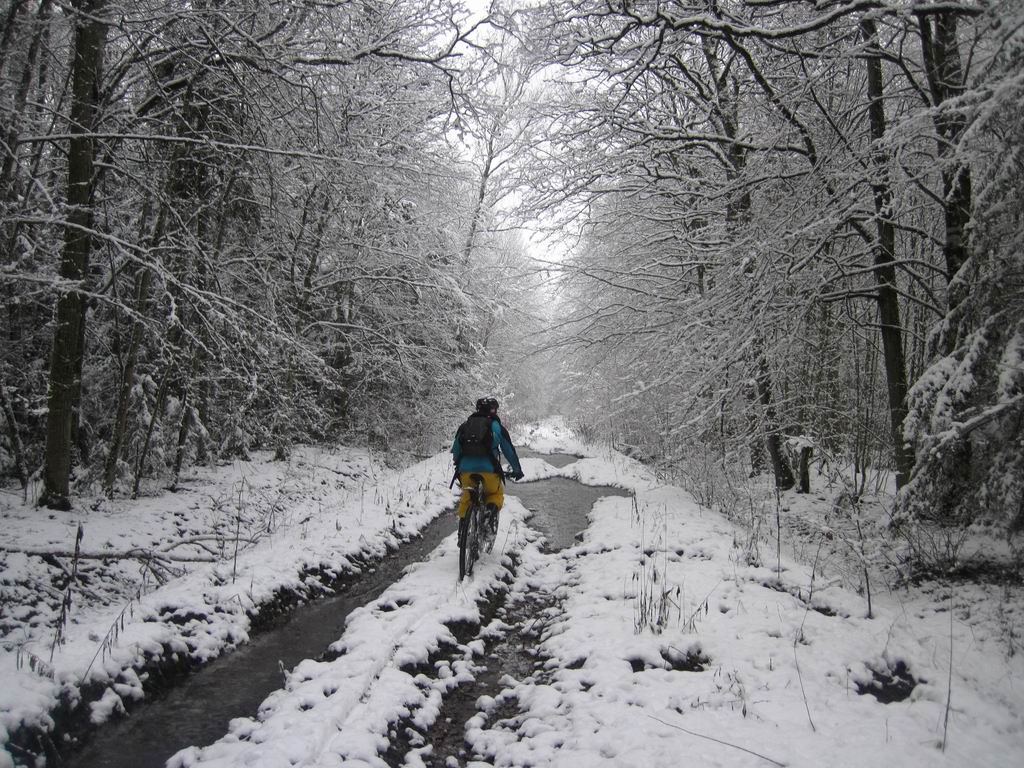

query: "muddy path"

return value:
[385, 452, 630, 767]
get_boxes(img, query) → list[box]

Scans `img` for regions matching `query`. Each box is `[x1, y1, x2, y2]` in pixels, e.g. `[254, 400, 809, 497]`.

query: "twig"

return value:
[82, 587, 143, 682]
[648, 715, 787, 766]
[684, 580, 722, 632]
[856, 515, 873, 618]
[792, 640, 817, 732]
[0, 545, 220, 563]
[793, 604, 818, 732]
[807, 535, 824, 603]
[49, 524, 84, 662]
[942, 586, 953, 751]
[499, 519, 518, 556]
[775, 487, 782, 580]
[0, 530, 266, 563]
[232, 511, 242, 584]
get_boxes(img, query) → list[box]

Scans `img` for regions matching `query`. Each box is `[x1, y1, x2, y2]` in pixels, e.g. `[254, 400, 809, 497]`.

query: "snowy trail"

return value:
[166, 449, 621, 768]
[171, 501, 533, 768]
[462, 425, 1024, 768]
[384, 461, 631, 767]
[365, 422, 1024, 768]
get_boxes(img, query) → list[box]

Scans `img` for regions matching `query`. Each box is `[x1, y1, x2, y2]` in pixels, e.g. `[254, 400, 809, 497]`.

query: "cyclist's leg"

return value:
[457, 472, 473, 518]
[481, 472, 504, 512]
[480, 472, 503, 532]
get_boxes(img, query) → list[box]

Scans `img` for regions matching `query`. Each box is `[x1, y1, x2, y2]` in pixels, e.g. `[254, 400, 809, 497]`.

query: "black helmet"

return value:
[475, 397, 499, 414]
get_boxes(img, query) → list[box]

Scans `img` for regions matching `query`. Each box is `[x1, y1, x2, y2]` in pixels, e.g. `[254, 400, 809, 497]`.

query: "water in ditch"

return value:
[68, 511, 459, 768]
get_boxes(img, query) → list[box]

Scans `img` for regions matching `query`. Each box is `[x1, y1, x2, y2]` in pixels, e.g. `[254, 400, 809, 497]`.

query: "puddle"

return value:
[518, 447, 581, 469]
[509, 477, 628, 551]
[67, 512, 459, 768]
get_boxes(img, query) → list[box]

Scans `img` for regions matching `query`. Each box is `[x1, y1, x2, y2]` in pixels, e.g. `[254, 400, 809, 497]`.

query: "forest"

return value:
[1, 1, 1023, 766]
[3, 0, 1020, 567]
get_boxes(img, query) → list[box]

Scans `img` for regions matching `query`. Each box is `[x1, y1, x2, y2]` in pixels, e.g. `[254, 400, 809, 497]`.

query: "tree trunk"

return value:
[860, 18, 914, 489]
[0, 0, 52, 202]
[463, 138, 494, 265]
[755, 346, 796, 490]
[918, 11, 972, 288]
[0, 1, 30, 88]
[40, 0, 107, 509]
[704, 36, 792, 491]
[171, 390, 192, 486]
[2, 0, 54, 365]
[797, 446, 812, 494]
[747, 377, 767, 477]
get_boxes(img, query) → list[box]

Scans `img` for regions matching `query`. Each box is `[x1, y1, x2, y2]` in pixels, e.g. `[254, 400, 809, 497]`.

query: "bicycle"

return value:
[457, 472, 503, 580]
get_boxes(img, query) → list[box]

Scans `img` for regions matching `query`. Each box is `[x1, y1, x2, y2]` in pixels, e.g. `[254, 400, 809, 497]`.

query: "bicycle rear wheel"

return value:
[458, 505, 481, 580]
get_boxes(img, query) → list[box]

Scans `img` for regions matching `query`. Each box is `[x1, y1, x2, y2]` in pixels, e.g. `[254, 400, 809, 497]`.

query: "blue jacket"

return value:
[452, 416, 523, 476]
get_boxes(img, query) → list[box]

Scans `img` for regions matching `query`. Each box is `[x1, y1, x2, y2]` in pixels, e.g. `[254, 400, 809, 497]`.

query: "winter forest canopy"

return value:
[0, 0, 1022, 570]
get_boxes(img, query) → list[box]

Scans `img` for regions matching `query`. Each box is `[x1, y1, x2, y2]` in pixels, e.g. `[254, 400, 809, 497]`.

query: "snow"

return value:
[89, 686, 126, 725]
[997, 328, 1024, 402]
[0, 445, 464, 760]
[461, 421, 1024, 767]
[3, 420, 1023, 766]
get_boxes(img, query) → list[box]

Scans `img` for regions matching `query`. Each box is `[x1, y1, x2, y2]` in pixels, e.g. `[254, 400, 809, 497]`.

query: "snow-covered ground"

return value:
[469, 427, 1024, 767]
[0, 445, 462, 766]
[3, 420, 1023, 767]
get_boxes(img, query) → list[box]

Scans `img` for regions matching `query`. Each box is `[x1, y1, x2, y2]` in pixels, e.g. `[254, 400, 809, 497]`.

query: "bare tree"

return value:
[40, 0, 108, 508]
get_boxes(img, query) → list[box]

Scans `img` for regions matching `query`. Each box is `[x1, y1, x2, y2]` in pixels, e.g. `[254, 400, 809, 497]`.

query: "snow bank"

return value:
[0, 446, 462, 761]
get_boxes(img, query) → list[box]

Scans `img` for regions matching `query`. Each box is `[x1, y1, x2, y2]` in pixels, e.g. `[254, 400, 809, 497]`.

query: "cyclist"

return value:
[452, 397, 524, 534]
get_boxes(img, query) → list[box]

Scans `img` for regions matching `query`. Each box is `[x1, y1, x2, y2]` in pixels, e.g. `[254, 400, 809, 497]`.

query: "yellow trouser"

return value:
[457, 471, 504, 519]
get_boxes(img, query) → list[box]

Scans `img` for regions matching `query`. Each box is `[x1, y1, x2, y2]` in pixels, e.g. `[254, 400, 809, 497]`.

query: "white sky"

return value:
[456, 0, 573, 273]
